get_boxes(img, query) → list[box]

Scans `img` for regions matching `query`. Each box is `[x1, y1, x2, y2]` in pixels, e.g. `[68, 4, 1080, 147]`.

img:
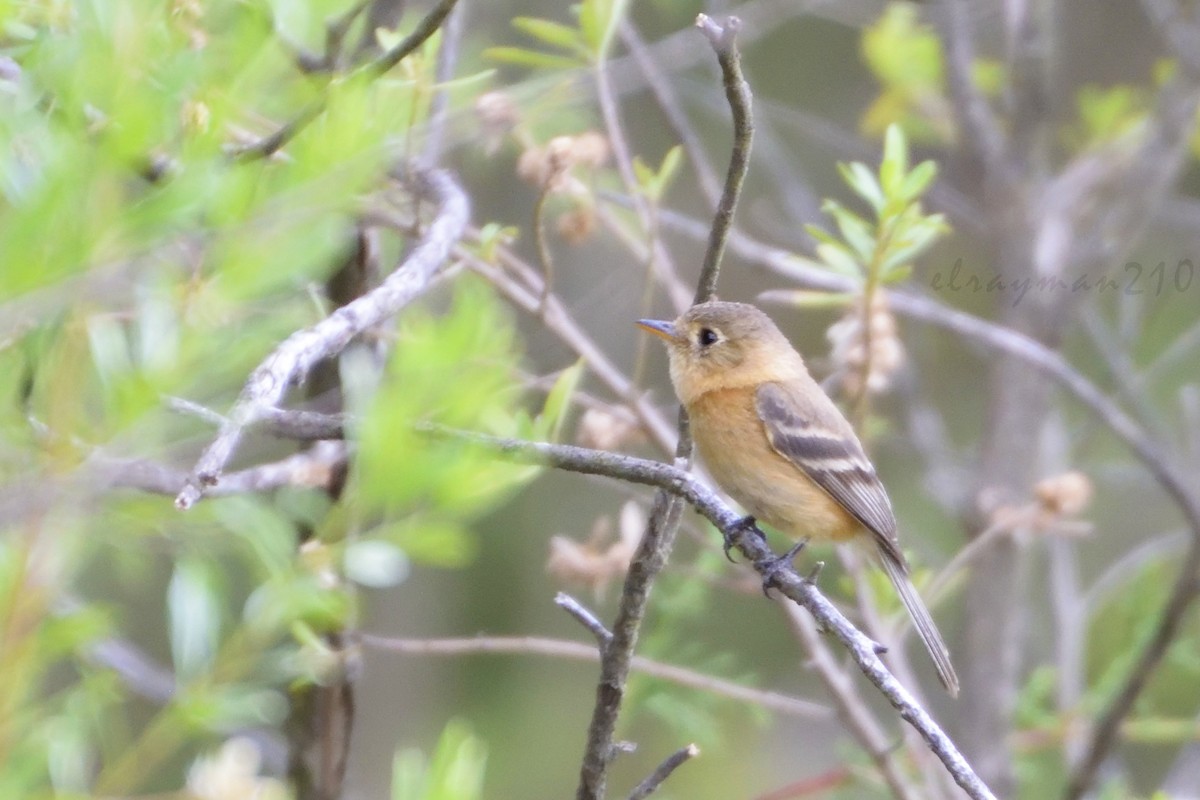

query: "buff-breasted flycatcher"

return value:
[638, 300, 959, 696]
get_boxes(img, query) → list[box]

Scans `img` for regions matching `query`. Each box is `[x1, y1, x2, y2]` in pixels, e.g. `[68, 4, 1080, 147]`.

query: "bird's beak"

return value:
[636, 318, 677, 342]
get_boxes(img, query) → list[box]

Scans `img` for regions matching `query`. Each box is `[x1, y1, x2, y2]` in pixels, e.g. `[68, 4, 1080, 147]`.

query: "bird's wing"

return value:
[755, 380, 906, 567]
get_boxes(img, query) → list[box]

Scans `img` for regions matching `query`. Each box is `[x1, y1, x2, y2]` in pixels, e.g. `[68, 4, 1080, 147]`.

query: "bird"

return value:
[637, 300, 959, 696]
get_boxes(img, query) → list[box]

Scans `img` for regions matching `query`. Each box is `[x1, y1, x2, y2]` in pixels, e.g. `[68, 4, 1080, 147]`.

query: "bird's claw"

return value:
[759, 538, 810, 597]
[722, 515, 763, 562]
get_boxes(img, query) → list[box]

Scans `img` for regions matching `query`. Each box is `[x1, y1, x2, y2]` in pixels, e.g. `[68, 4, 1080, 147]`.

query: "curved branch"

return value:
[174, 169, 468, 509]
[427, 425, 997, 800]
[575, 17, 756, 800]
[692, 14, 754, 304]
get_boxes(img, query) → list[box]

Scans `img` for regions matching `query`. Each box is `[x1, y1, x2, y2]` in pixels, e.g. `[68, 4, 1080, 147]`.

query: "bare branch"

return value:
[780, 602, 925, 800]
[361, 633, 830, 720]
[594, 9, 691, 313]
[934, 0, 1006, 174]
[426, 425, 997, 800]
[464, 247, 677, 453]
[627, 744, 700, 800]
[109, 442, 347, 498]
[169, 396, 347, 440]
[228, 101, 325, 162]
[575, 17, 757, 800]
[422, 0, 467, 165]
[233, 0, 459, 162]
[174, 169, 468, 509]
[692, 14, 754, 304]
[368, 0, 460, 77]
[618, 20, 722, 208]
[556, 592, 614, 648]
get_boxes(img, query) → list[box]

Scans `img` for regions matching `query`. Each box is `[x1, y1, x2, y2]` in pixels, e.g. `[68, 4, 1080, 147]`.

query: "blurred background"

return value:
[3, 1, 1200, 798]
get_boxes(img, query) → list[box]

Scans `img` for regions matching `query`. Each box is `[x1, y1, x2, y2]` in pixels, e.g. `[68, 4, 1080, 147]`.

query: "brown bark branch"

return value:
[426, 426, 997, 800]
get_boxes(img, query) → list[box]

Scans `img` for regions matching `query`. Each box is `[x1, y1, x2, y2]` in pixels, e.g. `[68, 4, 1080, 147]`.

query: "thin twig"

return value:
[533, 187, 557, 312]
[423, 0, 466, 165]
[692, 14, 753, 304]
[109, 443, 348, 498]
[575, 17, 755, 800]
[288, 0, 371, 73]
[228, 101, 325, 162]
[779, 601, 925, 800]
[593, 5, 691, 314]
[174, 169, 468, 509]
[234, 0, 459, 162]
[618, 20, 723, 209]
[556, 592, 614, 647]
[360, 633, 830, 719]
[463, 246, 677, 453]
[368, 0, 460, 77]
[934, 0, 1006, 174]
[425, 425, 996, 800]
[627, 744, 700, 800]
[169, 397, 347, 440]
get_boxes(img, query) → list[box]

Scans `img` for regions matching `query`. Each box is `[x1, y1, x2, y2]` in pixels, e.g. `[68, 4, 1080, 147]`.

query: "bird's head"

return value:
[637, 301, 807, 405]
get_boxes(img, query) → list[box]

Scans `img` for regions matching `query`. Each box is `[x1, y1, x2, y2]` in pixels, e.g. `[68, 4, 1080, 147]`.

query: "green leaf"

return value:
[804, 224, 840, 247]
[772, 290, 857, 309]
[656, 145, 684, 196]
[483, 46, 582, 71]
[880, 123, 910, 196]
[392, 719, 488, 800]
[579, 0, 624, 55]
[815, 242, 864, 277]
[861, 3, 945, 91]
[168, 560, 222, 682]
[536, 358, 584, 442]
[898, 159, 938, 201]
[344, 540, 411, 588]
[632, 155, 656, 192]
[370, 517, 478, 569]
[512, 17, 587, 56]
[880, 213, 948, 272]
[824, 200, 876, 263]
[880, 263, 914, 284]
[837, 161, 885, 213]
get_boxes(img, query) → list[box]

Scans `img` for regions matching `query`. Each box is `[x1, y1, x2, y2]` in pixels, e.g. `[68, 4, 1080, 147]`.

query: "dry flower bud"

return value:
[475, 90, 519, 137]
[556, 206, 596, 244]
[1034, 471, 1093, 517]
[517, 139, 574, 192]
[516, 146, 548, 187]
[572, 131, 610, 169]
[517, 133, 607, 192]
[546, 503, 644, 598]
[827, 292, 904, 396]
[576, 407, 643, 452]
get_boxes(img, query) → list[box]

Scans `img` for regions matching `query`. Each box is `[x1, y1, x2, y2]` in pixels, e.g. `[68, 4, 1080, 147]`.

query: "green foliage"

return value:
[354, 278, 529, 517]
[860, 2, 953, 142]
[0, 1, 535, 793]
[485, 0, 628, 71]
[633, 145, 684, 205]
[786, 124, 947, 307]
[1063, 84, 1150, 153]
[392, 720, 488, 800]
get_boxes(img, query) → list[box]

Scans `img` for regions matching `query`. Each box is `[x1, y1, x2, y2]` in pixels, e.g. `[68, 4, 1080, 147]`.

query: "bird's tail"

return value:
[878, 546, 960, 697]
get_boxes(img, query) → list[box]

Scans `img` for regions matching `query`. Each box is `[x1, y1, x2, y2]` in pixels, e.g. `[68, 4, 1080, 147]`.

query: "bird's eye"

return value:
[697, 328, 719, 347]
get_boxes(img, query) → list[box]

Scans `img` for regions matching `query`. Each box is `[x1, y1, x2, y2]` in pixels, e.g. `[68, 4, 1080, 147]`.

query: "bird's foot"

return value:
[723, 515, 765, 562]
[759, 538, 810, 597]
